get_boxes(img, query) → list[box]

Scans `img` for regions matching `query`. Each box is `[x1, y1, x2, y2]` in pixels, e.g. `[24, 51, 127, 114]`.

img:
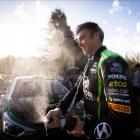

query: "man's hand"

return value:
[67, 116, 85, 137]
[44, 108, 62, 128]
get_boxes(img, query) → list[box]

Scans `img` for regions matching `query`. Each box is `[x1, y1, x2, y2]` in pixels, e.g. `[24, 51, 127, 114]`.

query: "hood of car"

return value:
[5, 109, 45, 130]
[4, 77, 68, 129]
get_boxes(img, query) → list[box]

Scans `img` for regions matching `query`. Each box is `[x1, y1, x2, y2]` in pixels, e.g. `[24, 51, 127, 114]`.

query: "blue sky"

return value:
[0, 0, 140, 58]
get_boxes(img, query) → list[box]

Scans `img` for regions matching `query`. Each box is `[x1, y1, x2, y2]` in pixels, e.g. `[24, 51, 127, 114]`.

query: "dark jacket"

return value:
[58, 46, 136, 139]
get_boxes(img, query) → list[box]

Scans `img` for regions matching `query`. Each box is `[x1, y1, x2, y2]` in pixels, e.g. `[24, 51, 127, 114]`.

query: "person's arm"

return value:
[58, 74, 84, 114]
[44, 74, 83, 129]
[101, 56, 135, 127]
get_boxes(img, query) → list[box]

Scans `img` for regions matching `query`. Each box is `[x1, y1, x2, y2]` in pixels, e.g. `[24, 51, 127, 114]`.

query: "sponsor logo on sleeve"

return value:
[110, 62, 123, 73]
[107, 88, 129, 96]
[111, 98, 130, 103]
[108, 74, 127, 80]
[109, 80, 127, 87]
[108, 102, 131, 114]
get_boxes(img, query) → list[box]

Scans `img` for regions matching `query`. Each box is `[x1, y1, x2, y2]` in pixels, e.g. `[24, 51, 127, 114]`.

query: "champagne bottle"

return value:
[60, 115, 77, 131]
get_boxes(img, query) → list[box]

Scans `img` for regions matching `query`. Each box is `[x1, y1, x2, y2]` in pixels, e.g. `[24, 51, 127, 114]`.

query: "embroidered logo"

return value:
[94, 122, 112, 139]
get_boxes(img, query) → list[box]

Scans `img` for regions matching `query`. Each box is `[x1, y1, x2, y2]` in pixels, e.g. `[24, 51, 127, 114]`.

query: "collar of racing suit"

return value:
[88, 46, 107, 61]
[84, 45, 107, 121]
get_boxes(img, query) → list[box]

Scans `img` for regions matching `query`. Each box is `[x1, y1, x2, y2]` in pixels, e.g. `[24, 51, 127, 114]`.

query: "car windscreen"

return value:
[52, 80, 68, 95]
[11, 78, 68, 98]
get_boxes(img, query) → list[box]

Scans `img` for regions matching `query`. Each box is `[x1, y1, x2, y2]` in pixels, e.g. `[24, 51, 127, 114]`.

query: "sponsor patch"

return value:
[108, 88, 128, 94]
[90, 63, 97, 76]
[109, 80, 127, 87]
[108, 92, 129, 97]
[110, 62, 123, 73]
[108, 102, 131, 114]
[119, 89, 128, 94]
[111, 98, 130, 103]
[108, 88, 129, 96]
[83, 76, 89, 88]
[108, 74, 127, 80]
[94, 122, 112, 139]
[84, 90, 94, 101]
[90, 68, 96, 76]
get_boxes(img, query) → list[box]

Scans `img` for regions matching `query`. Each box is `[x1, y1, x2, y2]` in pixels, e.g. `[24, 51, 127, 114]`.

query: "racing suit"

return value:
[58, 46, 136, 139]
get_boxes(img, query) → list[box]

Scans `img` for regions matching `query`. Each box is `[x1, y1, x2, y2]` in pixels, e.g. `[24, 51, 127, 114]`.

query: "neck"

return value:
[92, 43, 102, 55]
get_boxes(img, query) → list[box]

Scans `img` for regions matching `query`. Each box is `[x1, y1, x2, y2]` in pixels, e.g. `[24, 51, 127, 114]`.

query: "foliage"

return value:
[39, 8, 87, 76]
[125, 53, 140, 68]
[1, 8, 140, 92]
[0, 56, 15, 91]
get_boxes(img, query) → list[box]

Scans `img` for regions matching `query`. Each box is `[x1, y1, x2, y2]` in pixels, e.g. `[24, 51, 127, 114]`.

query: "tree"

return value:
[39, 8, 86, 76]
[125, 53, 140, 68]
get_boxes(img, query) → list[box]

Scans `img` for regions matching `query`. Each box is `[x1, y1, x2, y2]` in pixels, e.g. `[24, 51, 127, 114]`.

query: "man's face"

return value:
[76, 29, 97, 56]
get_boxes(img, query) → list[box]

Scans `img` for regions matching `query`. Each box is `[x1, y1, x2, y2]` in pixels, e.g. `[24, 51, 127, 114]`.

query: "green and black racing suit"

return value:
[58, 46, 136, 139]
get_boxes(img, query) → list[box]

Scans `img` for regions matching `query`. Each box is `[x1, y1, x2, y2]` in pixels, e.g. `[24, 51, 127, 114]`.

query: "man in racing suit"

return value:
[44, 22, 136, 139]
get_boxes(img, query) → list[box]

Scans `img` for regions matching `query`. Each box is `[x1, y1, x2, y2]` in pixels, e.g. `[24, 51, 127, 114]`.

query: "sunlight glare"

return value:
[0, 23, 45, 57]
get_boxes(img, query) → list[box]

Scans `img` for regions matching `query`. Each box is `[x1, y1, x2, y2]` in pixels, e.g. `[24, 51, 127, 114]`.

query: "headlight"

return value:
[3, 113, 37, 137]
[3, 119, 25, 137]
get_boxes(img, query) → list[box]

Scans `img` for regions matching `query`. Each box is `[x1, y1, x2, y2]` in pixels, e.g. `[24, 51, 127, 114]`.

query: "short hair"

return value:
[76, 22, 104, 42]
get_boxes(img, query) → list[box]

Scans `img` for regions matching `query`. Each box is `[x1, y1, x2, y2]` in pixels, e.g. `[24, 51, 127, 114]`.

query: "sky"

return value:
[0, 0, 140, 58]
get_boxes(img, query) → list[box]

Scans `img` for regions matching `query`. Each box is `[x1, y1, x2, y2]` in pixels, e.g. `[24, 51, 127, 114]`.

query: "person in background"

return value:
[133, 64, 140, 95]
[44, 22, 136, 139]
[132, 64, 140, 126]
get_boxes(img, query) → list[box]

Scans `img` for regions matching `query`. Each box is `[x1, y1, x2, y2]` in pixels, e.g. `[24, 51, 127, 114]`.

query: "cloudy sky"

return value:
[0, 0, 140, 58]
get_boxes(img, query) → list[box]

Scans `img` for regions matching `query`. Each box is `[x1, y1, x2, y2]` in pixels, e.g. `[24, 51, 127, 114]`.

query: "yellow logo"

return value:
[109, 80, 127, 87]
[108, 102, 131, 114]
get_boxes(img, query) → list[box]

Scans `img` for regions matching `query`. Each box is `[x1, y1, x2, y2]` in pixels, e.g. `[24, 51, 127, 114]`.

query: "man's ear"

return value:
[94, 32, 100, 42]
[94, 32, 100, 38]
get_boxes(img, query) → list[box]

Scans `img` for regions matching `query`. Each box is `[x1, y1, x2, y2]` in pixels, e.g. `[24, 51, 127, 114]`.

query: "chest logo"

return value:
[83, 76, 89, 88]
